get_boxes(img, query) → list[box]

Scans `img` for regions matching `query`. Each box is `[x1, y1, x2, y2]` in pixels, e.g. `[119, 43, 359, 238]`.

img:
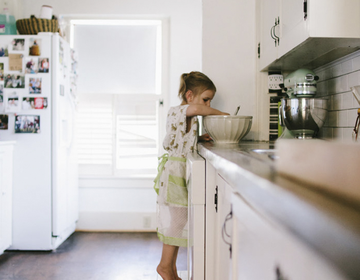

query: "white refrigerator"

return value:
[0, 33, 78, 250]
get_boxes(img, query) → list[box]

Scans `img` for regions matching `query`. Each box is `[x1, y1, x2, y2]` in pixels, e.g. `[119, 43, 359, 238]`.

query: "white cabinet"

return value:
[204, 162, 218, 280]
[0, 141, 15, 255]
[203, 164, 234, 280]
[231, 192, 348, 280]
[215, 174, 233, 280]
[258, 0, 360, 71]
[259, 0, 280, 71]
[187, 152, 206, 280]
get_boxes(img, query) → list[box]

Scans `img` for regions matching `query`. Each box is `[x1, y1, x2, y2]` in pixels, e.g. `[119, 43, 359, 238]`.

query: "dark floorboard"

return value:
[0, 232, 187, 280]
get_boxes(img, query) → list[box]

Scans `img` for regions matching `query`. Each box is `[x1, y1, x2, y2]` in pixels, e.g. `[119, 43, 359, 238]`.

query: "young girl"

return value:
[154, 71, 229, 280]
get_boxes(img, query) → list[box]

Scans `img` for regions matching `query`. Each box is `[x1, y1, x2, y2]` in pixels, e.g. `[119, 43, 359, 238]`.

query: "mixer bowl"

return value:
[203, 115, 252, 143]
[281, 97, 328, 139]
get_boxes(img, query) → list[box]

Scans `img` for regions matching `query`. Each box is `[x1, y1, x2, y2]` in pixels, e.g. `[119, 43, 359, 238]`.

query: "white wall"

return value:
[202, 0, 257, 140]
[315, 50, 360, 140]
[14, 0, 203, 231]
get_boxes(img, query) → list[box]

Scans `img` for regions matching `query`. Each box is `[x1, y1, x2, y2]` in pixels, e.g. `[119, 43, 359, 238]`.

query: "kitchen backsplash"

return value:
[315, 50, 360, 141]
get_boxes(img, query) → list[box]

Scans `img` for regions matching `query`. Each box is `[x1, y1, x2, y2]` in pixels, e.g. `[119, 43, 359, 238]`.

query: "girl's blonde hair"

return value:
[178, 71, 216, 102]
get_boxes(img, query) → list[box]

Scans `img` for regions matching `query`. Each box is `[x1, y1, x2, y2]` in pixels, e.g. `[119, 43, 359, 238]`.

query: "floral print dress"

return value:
[155, 104, 198, 247]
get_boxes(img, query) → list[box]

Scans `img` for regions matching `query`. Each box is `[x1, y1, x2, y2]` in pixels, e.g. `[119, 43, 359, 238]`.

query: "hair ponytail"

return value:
[178, 71, 216, 102]
[178, 73, 188, 100]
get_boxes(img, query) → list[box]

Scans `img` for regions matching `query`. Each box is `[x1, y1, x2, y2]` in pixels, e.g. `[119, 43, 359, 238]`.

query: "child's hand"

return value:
[198, 133, 212, 142]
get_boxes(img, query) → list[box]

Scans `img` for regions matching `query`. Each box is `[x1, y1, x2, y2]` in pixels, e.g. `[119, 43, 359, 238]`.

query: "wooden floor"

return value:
[0, 232, 187, 280]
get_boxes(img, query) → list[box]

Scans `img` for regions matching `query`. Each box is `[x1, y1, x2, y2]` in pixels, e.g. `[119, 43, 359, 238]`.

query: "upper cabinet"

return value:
[258, 0, 360, 71]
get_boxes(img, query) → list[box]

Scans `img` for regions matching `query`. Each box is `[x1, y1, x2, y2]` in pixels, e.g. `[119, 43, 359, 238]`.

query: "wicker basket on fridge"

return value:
[16, 15, 58, 35]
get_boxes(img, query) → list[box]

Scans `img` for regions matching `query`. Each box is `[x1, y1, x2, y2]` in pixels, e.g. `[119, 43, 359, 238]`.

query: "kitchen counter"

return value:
[198, 141, 360, 280]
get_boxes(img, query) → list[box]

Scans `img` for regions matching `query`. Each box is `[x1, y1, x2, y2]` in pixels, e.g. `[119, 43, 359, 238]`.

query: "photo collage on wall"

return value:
[0, 37, 50, 133]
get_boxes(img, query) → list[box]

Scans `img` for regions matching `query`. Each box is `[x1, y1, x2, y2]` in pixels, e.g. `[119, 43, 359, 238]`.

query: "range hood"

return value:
[263, 37, 360, 72]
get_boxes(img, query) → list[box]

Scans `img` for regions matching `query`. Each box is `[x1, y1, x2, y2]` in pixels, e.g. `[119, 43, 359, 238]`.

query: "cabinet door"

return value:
[231, 192, 348, 280]
[216, 174, 233, 280]
[0, 145, 14, 254]
[258, 0, 280, 70]
[204, 162, 218, 280]
[278, 0, 308, 58]
[308, 0, 360, 38]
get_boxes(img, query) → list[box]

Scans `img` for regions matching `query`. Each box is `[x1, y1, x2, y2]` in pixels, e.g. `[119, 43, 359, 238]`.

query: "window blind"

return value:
[77, 94, 113, 166]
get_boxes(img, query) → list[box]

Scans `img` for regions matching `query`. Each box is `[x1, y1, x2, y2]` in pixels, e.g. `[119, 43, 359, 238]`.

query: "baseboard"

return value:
[76, 211, 157, 232]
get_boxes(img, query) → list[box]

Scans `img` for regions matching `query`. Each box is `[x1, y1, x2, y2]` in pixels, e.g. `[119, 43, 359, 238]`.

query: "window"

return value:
[114, 95, 159, 177]
[72, 19, 166, 178]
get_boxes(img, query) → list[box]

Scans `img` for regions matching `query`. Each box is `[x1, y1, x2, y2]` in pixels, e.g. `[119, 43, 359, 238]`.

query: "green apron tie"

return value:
[153, 153, 186, 195]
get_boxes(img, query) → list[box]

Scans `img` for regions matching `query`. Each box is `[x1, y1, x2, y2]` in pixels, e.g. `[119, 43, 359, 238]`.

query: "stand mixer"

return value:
[279, 69, 328, 139]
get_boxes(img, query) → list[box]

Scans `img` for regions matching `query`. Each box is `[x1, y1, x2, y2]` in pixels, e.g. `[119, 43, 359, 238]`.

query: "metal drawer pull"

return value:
[221, 206, 233, 258]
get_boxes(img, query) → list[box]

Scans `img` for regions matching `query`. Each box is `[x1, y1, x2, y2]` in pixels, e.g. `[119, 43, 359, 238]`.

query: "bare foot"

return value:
[173, 265, 182, 280]
[175, 272, 182, 280]
[157, 265, 176, 280]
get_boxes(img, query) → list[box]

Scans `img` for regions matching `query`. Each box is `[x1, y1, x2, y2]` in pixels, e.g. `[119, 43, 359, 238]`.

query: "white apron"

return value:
[154, 105, 198, 247]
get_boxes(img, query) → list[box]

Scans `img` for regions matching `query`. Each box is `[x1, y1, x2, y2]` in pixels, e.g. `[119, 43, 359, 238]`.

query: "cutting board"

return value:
[275, 139, 360, 203]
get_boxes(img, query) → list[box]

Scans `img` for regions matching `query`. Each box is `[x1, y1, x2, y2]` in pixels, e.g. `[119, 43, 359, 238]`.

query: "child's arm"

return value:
[186, 104, 229, 117]
[198, 133, 212, 142]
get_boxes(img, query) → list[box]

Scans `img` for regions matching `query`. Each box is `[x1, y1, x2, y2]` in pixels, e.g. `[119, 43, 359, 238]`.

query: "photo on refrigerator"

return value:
[8, 54, 23, 71]
[5, 74, 25, 88]
[14, 114, 40, 133]
[29, 38, 41, 56]
[38, 58, 49, 73]
[29, 77, 42, 94]
[0, 92, 3, 112]
[5, 93, 20, 113]
[22, 97, 47, 110]
[25, 57, 39, 74]
[0, 62, 3, 80]
[10, 39, 25, 52]
[0, 114, 8, 129]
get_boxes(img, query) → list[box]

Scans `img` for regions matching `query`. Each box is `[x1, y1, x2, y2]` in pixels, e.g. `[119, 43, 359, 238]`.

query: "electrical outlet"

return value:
[143, 216, 151, 228]
[268, 74, 283, 90]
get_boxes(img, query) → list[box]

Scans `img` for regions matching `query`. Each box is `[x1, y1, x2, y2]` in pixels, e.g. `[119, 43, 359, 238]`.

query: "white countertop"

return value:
[198, 141, 360, 280]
